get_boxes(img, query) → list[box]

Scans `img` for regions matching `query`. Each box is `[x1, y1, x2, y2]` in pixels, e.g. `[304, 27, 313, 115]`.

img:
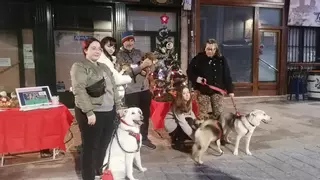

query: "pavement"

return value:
[1, 100, 320, 180]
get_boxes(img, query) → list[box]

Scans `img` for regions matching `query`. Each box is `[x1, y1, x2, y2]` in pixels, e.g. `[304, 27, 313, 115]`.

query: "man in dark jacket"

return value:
[116, 31, 156, 150]
[187, 39, 234, 120]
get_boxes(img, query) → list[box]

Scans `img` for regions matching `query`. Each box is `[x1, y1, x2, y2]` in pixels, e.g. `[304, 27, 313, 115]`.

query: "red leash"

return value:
[200, 78, 240, 116]
[230, 96, 241, 117]
[200, 79, 227, 95]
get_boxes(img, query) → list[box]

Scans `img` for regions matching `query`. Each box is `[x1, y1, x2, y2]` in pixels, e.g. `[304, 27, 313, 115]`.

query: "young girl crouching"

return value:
[164, 85, 197, 151]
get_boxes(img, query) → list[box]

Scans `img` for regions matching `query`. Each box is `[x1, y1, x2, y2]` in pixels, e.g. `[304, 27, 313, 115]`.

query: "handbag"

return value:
[85, 78, 106, 97]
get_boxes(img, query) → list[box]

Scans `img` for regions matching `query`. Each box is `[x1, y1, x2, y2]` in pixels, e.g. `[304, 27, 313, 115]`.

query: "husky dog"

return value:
[102, 107, 147, 180]
[192, 120, 224, 164]
[220, 109, 272, 156]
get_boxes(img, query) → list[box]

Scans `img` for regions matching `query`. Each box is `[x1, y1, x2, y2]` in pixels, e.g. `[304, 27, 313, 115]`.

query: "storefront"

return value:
[0, 0, 185, 102]
[193, 0, 287, 96]
[0, 2, 35, 93]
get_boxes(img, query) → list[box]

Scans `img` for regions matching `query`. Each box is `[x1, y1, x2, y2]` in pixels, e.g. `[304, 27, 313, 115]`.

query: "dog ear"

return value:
[250, 111, 256, 117]
[118, 109, 128, 118]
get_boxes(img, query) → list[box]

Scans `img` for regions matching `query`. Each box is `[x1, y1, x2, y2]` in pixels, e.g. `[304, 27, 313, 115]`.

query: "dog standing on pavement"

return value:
[220, 109, 272, 156]
[102, 107, 147, 180]
[192, 119, 224, 164]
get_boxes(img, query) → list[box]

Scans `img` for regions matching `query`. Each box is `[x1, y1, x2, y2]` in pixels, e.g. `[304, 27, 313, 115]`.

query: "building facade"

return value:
[0, 0, 187, 99]
[1, 0, 318, 99]
[193, 0, 288, 96]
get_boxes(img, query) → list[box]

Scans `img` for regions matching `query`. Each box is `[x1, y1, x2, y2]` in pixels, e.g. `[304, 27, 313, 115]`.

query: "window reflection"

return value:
[200, 5, 254, 82]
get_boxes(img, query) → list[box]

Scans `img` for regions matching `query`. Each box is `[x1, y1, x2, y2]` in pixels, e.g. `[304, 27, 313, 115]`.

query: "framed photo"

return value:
[16, 86, 53, 108]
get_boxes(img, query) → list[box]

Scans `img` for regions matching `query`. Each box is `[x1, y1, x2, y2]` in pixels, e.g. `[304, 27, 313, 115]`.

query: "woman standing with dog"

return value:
[187, 39, 234, 121]
[164, 85, 197, 151]
[70, 37, 121, 180]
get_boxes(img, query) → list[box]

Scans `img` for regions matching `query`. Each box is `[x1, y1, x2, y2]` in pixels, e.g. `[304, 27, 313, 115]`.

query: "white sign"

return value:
[0, 58, 11, 67]
[23, 44, 35, 69]
[288, 0, 320, 27]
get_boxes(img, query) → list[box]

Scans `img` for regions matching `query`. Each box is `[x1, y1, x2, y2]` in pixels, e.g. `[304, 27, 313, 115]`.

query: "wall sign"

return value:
[73, 35, 93, 41]
[0, 58, 11, 67]
[23, 44, 35, 69]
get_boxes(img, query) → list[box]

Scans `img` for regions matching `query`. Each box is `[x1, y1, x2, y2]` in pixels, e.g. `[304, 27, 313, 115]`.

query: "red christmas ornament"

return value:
[160, 14, 169, 24]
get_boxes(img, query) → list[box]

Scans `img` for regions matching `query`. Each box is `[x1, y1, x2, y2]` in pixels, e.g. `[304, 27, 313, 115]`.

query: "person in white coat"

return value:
[98, 37, 132, 100]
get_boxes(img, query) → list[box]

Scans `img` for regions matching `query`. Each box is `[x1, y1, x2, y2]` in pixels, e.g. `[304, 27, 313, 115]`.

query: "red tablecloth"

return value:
[150, 100, 198, 130]
[0, 105, 74, 154]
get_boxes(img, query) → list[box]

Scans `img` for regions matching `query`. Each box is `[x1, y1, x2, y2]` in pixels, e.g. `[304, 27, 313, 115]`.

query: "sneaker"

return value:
[142, 139, 156, 150]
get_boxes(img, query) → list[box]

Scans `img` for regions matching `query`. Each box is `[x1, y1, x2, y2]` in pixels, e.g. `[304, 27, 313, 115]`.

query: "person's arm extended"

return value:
[173, 108, 193, 138]
[70, 62, 94, 117]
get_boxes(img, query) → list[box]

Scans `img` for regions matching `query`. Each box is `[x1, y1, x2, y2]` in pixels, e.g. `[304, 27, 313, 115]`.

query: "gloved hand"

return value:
[196, 77, 205, 84]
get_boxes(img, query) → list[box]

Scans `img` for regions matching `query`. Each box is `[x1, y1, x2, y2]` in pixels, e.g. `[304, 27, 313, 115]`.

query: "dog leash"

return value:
[200, 79, 227, 95]
[230, 96, 241, 117]
[200, 78, 240, 116]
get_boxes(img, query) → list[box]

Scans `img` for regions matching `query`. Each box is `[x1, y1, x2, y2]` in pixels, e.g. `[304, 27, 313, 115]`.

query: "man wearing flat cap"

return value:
[116, 31, 156, 150]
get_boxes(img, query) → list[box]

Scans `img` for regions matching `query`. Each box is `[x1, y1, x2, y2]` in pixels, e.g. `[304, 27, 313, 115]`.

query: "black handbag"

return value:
[85, 78, 106, 97]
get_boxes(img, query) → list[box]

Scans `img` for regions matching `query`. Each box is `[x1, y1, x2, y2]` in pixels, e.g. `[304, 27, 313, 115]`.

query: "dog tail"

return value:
[198, 120, 226, 146]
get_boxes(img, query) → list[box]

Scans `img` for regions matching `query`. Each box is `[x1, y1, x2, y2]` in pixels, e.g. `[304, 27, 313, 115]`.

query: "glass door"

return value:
[258, 30, 280, 82]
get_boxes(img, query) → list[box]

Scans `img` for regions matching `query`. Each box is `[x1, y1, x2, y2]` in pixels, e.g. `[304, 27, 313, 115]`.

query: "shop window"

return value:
[127, 10, 178, 56]
[54, 5, 113, 31]
[134, 36, 152, 53]
[54, 31, 112, 90]
[259, 8, 282, 26]
[200, 5, 254, 82]
[0, 31, 20, 92]
[287, 27, 316, 63]
[127, 11, 177, 32]
[53, 5, 113, 91]
[0, 3, 33, 29]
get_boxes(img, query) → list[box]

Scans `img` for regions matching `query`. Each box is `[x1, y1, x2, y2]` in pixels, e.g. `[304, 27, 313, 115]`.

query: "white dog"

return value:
[102, 107, 147, 180]
[220, 109, 272, 156]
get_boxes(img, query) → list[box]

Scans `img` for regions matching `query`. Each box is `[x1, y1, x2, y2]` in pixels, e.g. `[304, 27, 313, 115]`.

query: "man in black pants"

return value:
[116, 31, 156, 149]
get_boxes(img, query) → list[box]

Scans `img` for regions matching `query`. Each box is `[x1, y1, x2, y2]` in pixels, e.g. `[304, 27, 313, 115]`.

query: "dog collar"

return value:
[245, 114, 256, 127]
[120, 119, 134, 127]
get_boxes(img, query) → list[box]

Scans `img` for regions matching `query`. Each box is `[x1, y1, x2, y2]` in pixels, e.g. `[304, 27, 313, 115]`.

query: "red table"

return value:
[150, 99, 198, 129]
[0, 105, 73, 157]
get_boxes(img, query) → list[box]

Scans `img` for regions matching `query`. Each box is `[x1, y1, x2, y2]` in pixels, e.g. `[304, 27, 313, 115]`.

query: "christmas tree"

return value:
[150, 14, 187, 101]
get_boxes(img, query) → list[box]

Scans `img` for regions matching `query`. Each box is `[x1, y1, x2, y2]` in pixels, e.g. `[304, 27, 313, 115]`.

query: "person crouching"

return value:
[164, 85, 197, 151]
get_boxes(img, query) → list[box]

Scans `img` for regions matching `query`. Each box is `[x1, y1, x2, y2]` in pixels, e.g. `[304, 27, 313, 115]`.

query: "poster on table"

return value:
[288, 0, 320, 27]
[16, 86, 52, 107]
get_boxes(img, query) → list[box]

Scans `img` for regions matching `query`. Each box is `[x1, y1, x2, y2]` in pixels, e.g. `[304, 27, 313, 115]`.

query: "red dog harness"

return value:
[119, 119, 141, 151]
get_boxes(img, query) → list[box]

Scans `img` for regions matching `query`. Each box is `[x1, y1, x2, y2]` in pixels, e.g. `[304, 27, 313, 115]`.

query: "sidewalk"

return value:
[1, 100, 320, 180]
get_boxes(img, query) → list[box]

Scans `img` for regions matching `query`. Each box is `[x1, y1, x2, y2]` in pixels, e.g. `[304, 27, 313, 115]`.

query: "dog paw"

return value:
[246, 151, 252, 156]
[233, 151, 238, 156]
[198, 160, 204, 165]
[139, 167, 147, 172]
